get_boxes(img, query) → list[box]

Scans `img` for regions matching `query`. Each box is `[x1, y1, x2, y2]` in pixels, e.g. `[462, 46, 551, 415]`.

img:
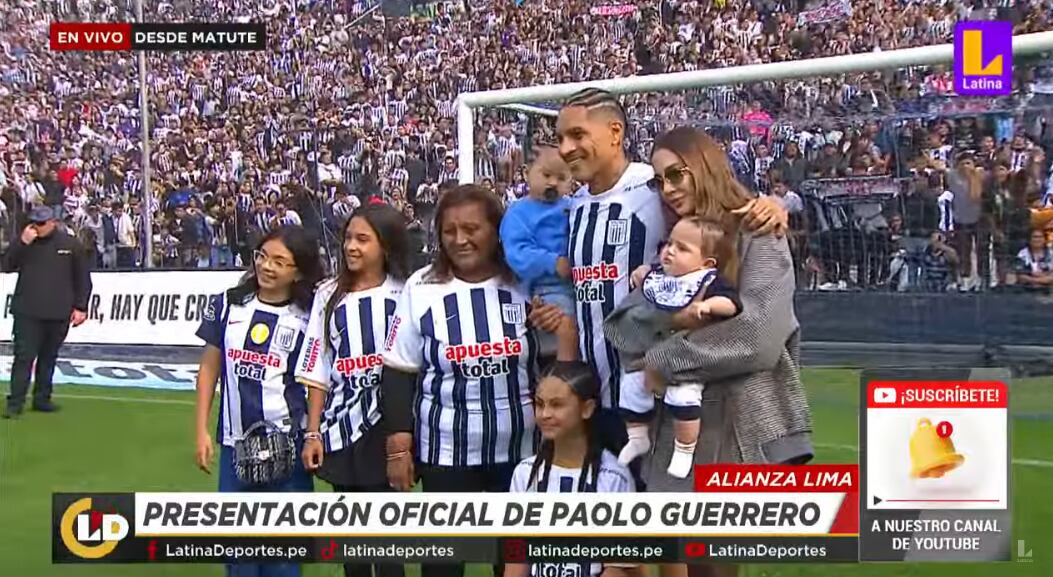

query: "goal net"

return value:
[459, 37, 1053, 356]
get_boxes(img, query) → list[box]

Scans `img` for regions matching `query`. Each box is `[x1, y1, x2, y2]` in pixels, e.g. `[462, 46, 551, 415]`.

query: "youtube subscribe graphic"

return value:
[49, 22, 266, 51]
[859, 370, 1013, 562]
[865, 380, 1007, 511]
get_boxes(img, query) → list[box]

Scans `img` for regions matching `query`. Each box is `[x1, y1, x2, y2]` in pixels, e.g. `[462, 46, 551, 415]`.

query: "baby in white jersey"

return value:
[604, 217, 741, 478]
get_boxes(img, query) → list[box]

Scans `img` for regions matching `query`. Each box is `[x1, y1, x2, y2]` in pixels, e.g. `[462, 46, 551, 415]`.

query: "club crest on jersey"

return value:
[250, 323, 271, 345]
[274, 326, 297, 351]
[606, 219, 628, 246]
[501, 303, 525, 325]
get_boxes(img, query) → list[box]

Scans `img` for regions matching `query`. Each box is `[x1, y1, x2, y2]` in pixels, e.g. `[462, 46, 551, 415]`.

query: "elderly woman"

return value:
[382, 184, 537, 577]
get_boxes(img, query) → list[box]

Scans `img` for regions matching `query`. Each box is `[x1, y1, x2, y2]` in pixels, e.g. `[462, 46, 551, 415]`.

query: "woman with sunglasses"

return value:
[297, 205, 409, 577]
[193, 225, 324, 577]
[642, 127, 811, 577]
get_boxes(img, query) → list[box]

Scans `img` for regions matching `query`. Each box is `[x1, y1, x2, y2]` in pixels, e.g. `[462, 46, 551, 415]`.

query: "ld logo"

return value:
[1017, 540, 1033, 563]
[60, 497, 130, 559]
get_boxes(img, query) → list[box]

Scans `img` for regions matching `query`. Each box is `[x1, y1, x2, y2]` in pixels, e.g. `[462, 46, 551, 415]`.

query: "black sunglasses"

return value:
[648, 166, 691, 191]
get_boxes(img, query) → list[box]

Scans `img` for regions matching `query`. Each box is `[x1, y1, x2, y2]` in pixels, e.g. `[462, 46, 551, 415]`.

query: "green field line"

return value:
[46, 392, 1053, 469]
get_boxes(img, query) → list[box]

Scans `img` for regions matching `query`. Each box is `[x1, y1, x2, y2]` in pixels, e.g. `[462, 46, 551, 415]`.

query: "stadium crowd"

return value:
[1, 0, 1053, 292]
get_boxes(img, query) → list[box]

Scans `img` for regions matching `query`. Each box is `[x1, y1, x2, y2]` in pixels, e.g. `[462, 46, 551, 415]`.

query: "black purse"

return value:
[233, 420, 297, 486]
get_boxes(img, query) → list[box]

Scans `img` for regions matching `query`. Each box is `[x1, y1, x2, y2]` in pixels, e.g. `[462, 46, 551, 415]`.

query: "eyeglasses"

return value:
[253, 250, 295, 270]
[648, 166, 691, 191]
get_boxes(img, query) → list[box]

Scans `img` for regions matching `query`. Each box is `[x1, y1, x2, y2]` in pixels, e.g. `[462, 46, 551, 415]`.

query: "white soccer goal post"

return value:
[456, 30, 1053, 184]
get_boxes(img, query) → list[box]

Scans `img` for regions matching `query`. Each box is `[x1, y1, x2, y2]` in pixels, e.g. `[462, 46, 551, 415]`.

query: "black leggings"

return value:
[418, 463, 517, 577]
[331, 482, 406, 577]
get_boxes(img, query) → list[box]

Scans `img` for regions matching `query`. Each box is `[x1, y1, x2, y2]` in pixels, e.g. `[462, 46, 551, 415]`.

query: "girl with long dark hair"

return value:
[193, 225, 324, 577]
[297, 204, 410, 577]
[505, 317, 639, 577]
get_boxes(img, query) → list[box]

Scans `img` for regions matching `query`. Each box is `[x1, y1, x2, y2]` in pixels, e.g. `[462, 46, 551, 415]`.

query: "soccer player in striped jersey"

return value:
[554, 88, 664, 426]
[382, 185, 537, 577]
[193, 226, 324, 577]
[506, 324, 636, 577]
[546, 92, 788, 471]
[297, 206, 409, 577]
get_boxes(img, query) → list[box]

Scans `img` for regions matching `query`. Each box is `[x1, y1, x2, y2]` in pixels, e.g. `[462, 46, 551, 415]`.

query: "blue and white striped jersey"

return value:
[296, 278, 403, 454]
[383, 266, 538, 467]
[568, 163, 666, 411]
[196, 293, 310, 447]
[938, 190, 955, 233]
[510, 450, 634, 577]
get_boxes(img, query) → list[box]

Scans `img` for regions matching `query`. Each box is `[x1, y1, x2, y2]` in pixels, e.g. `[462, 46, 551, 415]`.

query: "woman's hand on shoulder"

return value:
[733, 197, 787, 238]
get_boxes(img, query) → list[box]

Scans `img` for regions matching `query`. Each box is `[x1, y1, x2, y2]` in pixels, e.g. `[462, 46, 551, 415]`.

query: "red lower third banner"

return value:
[54, 466, 860, 564]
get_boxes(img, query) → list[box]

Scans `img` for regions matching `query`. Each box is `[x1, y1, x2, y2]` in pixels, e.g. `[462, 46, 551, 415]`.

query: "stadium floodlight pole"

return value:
[455, 30, 1053, 184]
[137, 0, 153, 268]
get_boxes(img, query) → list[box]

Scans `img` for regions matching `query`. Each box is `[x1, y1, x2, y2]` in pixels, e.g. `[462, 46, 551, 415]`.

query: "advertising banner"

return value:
[0, 270, 243, 345]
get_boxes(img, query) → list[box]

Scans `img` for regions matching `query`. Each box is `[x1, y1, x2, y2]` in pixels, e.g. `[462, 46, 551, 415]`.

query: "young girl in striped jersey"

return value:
[193, 226, 324, 577]
[297, 205, 409, 577]
[505, 317, 638, 577]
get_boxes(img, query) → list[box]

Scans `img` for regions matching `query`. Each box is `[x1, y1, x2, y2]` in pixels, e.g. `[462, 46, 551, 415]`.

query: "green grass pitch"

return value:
[0, 368, 1050, 576]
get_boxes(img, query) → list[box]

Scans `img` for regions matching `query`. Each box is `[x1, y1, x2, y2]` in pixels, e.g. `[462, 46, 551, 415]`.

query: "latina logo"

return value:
[954, 21, 1012, 97]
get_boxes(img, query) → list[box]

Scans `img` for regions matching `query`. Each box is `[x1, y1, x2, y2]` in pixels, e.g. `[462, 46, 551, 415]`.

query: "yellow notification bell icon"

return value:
[909, 418, 965, 479]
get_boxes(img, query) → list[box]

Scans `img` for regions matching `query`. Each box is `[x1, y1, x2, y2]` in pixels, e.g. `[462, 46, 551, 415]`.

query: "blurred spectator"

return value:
[0, 0, 1050, 298]
[1014, 228, 1053, 290]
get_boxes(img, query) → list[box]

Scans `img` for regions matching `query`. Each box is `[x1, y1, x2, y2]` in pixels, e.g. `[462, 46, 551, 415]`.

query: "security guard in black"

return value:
[3, 206, 92, 418]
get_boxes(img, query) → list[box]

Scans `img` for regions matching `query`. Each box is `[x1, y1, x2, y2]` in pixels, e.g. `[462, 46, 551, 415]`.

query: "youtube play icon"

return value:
[874, 388, 897, 404]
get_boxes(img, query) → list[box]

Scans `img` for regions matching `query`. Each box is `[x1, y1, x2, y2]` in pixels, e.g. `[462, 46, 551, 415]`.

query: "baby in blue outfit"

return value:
[500, 145, 576, 359]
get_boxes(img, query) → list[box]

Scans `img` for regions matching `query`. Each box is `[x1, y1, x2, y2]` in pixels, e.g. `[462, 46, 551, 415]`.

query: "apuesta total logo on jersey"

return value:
[954, 21, 1013, 97]
[335, 354, 385, 387]
[446, 337, 523, 378]
[228, 348, 281, 381]
[573, 263, 621, 303]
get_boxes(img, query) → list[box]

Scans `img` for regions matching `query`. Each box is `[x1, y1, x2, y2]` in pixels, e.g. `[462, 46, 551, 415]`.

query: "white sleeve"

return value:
[382, 274, 424, 372]
[608, 471, 635, 494]
[295, 284, 333, 390]
[509, 460, 533, 492]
